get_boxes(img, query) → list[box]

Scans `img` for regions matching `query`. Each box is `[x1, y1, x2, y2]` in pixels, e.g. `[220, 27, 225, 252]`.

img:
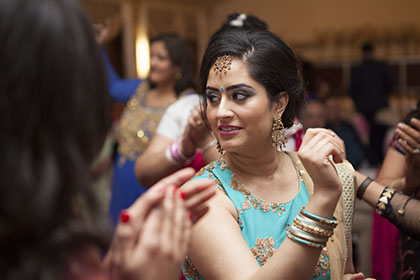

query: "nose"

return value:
[150, 55, 157, 68]
[216, 96, 233, 120]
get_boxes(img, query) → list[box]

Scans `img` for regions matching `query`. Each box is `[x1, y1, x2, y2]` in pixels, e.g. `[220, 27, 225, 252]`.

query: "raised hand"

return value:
[180, 105, 214, 157]
[104, 168, 216, 280]
[396, 117, 420, 155]
[297, 128, 345, 197]
[93, 19, 111, 46]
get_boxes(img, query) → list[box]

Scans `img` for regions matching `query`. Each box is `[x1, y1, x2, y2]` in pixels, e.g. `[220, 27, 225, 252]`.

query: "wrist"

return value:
[166, 140, 196, 166]
[180, 138, 196, 158]
[306, 191, 341, 219]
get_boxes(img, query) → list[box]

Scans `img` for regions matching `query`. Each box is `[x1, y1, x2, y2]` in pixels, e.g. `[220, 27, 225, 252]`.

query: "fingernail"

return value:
[120, 210, 130, 223]
[180, 191, 186, 200]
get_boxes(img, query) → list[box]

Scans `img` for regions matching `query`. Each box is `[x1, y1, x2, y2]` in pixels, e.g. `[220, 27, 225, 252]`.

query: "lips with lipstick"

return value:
[218, 125, 242, 136]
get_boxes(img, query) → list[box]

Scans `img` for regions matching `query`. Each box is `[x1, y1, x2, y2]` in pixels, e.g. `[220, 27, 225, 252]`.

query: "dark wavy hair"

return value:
[0, 0, 112, 278]
[149, 33, 196, 96]
[199, 30, 305, 128]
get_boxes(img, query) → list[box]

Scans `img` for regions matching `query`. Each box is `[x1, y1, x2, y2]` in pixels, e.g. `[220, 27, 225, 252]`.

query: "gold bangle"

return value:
[294, 218, 334, 238]
[288, 228, 328, 246]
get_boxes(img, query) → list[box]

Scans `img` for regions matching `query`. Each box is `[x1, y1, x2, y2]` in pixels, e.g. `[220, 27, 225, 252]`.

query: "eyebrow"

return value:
[206, 83, 255, 92]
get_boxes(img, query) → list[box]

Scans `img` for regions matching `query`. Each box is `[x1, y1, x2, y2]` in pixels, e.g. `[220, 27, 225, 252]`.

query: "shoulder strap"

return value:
[334, 160, 355, 249]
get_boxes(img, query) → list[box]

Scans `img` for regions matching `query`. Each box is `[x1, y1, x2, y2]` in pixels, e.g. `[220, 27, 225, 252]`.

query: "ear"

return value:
[273, 92, 289, 115]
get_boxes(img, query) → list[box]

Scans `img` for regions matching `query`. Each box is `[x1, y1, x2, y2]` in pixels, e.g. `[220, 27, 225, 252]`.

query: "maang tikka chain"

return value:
[214, 55, 232, 74]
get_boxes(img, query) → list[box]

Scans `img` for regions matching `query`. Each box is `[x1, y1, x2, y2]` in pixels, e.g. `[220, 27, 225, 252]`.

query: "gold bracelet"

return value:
[300, 208, 339, 228]
[294, 218, 334, 238]
[288, 227, 328, 246]
[397, 196, 412, 215]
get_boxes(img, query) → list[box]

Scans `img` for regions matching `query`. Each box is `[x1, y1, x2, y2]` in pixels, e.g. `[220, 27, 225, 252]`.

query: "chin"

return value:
[148, 75, 160, 84]
[219, 142, 240, 153]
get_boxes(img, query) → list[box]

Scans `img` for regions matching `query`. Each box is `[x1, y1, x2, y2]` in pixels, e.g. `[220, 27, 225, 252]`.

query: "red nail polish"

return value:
[180, 191, 186, 200]
[120, 210, 130, 223]
[189, 212, 193, 221]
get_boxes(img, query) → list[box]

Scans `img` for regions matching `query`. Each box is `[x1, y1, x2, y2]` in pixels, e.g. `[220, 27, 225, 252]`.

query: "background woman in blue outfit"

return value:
[100, 32, 197, 226]
[180, 30, 373, 279]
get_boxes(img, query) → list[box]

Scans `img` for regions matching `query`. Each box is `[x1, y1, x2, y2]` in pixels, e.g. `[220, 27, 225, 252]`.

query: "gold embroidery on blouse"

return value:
[184, 257, 200, 280]
[117, 82, 176, 165]
[195, 167, 206, 177]
[233, 177, 287, 216]
[313, 247, 330, 277]
[250, 238, 329, 276]
[251, 237, 276, 265]
[231, 174, 251, 195]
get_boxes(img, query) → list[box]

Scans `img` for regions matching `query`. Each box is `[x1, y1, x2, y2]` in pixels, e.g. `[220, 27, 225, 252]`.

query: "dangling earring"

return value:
[272, 116, 287, 152]
[174, 71, 182, 80]
[216, 142, 224, 155]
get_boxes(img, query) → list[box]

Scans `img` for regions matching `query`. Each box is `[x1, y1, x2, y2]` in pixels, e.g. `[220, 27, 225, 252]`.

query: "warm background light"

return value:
[136, 35, 150, 79]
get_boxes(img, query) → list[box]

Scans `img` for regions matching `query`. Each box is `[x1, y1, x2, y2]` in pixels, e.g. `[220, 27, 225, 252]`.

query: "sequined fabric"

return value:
[117, 81, 175, 165]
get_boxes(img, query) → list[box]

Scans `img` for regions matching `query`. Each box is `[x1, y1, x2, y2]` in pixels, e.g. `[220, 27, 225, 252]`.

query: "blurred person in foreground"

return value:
[0, 0, 215, 279]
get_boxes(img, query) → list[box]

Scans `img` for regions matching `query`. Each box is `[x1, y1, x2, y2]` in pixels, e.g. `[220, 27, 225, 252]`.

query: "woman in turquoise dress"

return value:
[181, 30, 371, 279]
[106, 33, 197, 226]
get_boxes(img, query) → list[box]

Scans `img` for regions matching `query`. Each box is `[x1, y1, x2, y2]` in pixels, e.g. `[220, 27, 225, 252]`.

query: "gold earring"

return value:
[174, 72, 182, 80]
[272, 116, 287, 152]
[216, 142, 224, 155]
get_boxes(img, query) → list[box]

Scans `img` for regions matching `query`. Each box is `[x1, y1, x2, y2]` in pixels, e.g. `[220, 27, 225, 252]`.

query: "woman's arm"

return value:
[376, 148, 405, 187]
[135, 133, 181, 187]
[101, 49, 141, 103]
[356, 171, 420, 240]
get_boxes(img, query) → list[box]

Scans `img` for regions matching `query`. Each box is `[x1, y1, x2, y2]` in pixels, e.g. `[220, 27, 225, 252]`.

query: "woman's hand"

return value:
[396, 117, 420, 155]
[298, 128, 345, 197]
[395, 118, 420, 195]
[104, 168, 216, 280]
[180, 105, 214, 157]
[405, 149, 420, 195]
[344, 272, 375, 280]
[93, 19, 111, 46]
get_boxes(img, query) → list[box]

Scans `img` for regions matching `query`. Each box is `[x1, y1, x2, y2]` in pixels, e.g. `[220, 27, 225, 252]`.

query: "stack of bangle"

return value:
[287, 208, 338, 248]
[165, 140, 196, 166]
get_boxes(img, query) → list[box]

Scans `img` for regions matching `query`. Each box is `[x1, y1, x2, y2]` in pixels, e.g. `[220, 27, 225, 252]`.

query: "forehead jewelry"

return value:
[213, 55, 232, 74]
[220, 87, 224, 92]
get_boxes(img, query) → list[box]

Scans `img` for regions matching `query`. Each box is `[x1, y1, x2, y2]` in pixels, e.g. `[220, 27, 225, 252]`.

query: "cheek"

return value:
[164, 62, 174, 73]
[206, 106, 218, 130]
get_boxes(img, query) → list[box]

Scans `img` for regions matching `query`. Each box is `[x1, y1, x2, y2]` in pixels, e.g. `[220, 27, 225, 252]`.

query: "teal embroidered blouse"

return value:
[182, 159, 330, 280]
